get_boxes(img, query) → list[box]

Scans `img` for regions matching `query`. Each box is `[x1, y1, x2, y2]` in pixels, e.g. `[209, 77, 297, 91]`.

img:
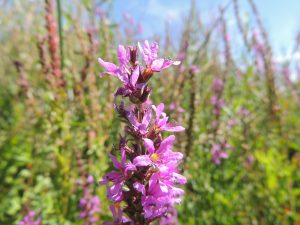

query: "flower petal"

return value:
[157, 135, 175, 154]
[172, 172, 187, 184]
[165, 151, 183, 162]
[124, 163, 136, 176]
[153, 103, 165, 119]
[108, 183, 123, 201]
[163, 123, 185, 132]
[160, 59, 176, 70]
[127, 112, 138, 128]
[130, 66, 139, 86]
[142, 107, 152, 128]
[98, 58, 119, 76]
[159, 180, 169, 193]
[133, 182, 146, 195]
[138, 40, 159, 65]
[109, 153, 122, 170]
[117, 45, 128, 65]
[151, 58, 165, 71]
[220, 151, 229, 159]
[133, 155, 152, 166]
[144, 138, 155, 154]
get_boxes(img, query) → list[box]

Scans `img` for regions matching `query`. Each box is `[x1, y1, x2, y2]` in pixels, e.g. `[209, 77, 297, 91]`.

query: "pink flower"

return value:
[159, 206, 178, 225]
[211, 78, 224, 93]
[138, 40, 180, 72]
[227, 119, 237, 128]
[211, 144, 229, 165]
[127, 105, 152, 136]
[103, 205, 132, 225]
[210, 96, 225, 115]
[79, 195, 101, 225]
[210, 96, 225, 108]
[238, 107, 250, 117]
[19, 211, 41, 225]
[189, 65, 199, 74]
[169, 102, 185, 114]
[133, 136, 183, 168]
[153, 103, 185, 132]
[137, 169, 185, 220]
[100, 140, 136, 202]
[98, 41, 185, 224]
[98, 45, 129, 77]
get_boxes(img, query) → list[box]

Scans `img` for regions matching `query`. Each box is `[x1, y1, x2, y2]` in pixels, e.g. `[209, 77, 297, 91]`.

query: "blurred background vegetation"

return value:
[0, 0, 299, 224]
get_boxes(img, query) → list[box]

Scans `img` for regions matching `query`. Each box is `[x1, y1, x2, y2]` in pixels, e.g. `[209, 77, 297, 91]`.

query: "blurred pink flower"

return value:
[212, 78, 224, 93]
[211, 144, 229, 165]
[19, 211, 41, 225]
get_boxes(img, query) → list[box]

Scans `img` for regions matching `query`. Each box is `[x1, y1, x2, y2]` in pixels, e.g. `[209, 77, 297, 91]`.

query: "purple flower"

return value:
[153, 103, 185, 132]
[138, 40, 180, 72]
[136, 169, 185, 220]
[210, 96, 225, 108]
[189, 65, 199, 75]
[169, 103, 185, 114]
[159, 206, 178, 225]
[114, 66, 145, 97]
[238, 107, 250, 117]
[98, 41, 185, 224]
[133, 136, 183, 167]
[79, 175, 101, 225]
[87, 175, 94, 184]
[100, 142, 136, 202]
[103, 205, 132, 225]
[227, 119, 237, 128]
[101, 44, 131, 73]
[19, 211, 41, 225]
[98, 47, 152, 99]
[133, 144, 186, 220]
[210, 96, 225, 115]
[211, 78, 224, 93]
[126, 105, 152, 136]
[211, 144, 229, 165]
[79, 195, 101, 225]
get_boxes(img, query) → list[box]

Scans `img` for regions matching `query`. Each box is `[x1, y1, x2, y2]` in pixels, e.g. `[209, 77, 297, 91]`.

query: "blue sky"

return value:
[111, 0, 300, 62]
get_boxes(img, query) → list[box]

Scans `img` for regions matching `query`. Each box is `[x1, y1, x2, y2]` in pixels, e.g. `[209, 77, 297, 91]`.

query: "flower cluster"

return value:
[210, 76, 230, 165]
[79, 175, 101, 225]
[210, 143, 229, 165]
[98, 40, 186, 224]
[210, 78, 225, 116]
[19, 210, 41, 225]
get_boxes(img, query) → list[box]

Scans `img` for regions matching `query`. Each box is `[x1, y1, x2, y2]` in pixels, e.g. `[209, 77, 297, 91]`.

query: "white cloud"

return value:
[146, 0, 189, 23]
[275, 51, 300, 63]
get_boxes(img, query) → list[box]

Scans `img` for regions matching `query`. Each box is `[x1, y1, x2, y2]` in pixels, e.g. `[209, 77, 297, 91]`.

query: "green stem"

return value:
[56, 0, 64, 70]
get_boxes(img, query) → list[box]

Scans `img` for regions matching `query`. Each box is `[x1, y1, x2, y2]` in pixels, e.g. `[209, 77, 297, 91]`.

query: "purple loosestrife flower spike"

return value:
[98, 40, 185, 224]
[19, 210, 41, 225]
[79, 175, 101, 225]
